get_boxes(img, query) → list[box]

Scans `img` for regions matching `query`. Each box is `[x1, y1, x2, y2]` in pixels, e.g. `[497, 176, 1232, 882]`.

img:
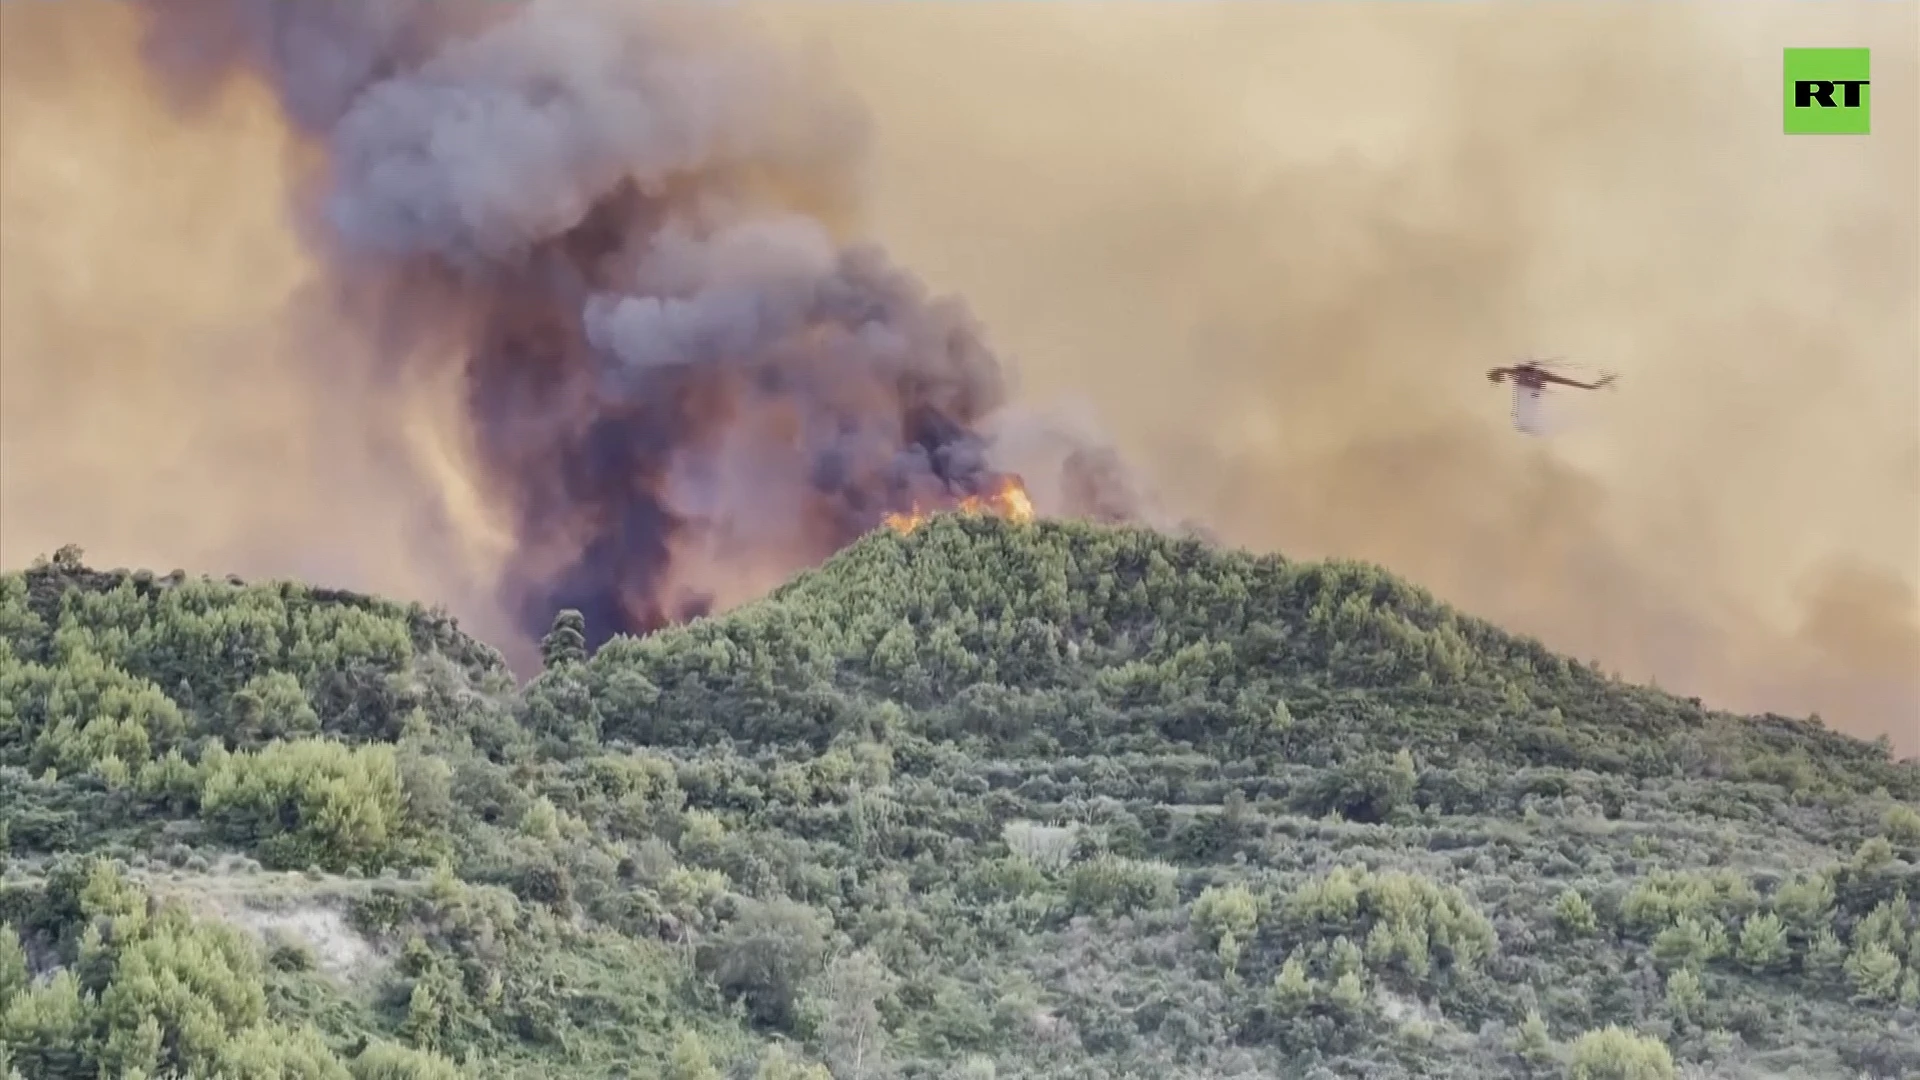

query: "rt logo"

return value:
[1785, 48, 1870, 134]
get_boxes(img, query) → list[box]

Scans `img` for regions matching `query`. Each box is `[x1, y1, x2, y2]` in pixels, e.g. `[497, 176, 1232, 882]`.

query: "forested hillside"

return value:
[3, 521, 1917, 1080]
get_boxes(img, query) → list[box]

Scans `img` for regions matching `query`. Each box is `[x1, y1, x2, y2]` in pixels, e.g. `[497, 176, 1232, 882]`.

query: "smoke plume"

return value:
[1, 3, 1914, 751]
[20, 0, 1121, 653]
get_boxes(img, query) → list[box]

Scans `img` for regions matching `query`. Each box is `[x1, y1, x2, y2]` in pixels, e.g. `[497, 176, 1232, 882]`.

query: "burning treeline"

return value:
[882, 474, 1036, 536]
[129, 0, 1090, 648]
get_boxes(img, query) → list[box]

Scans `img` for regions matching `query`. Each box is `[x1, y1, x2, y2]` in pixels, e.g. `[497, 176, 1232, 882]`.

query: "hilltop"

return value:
[2, 521, 1917, 1080]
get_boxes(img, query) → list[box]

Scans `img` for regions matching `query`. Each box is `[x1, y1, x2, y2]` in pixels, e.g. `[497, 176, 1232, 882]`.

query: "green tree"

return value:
[1217, 931, 1244, 981]
[1270, 953, 1317, 1017]
[1064, 855, 1178, 917]
[1190, 884, 1260, 948]
[210, 1023, 351, 1079]
[755, 1044, 833, 1080]
[810, 950, 896, 1080]
[199, 738, 408, 872]
[348, 1040, 464, 1080]
[93, 908, 270, 1077]
[1769, 872, 1836, 937]
[0, 925, 26, 1011]
[1510, 1009, 1555, 1069]
[1805, 927, 1848, 978]
[0, 970, 91, 1080]
[1327, 970, 1368, 1015]
[704, 898, 831, 1029]
[1662, 967, 1703, 1026]
[1651, 917, 1721, 973]
[1853, 835, 1895, 871]
[666, 1030, 723, 1080]
[1850, 897, 1911, 957]
[524, 664, 600, 746]
[1553, 890, 1598, 937]
[1843, 939, 1903, 1004]
[1735, 912, 1788, 973]
[225, 671, 320, 749]
[1309, 750, 1417, 823]
[541, 609, 589, 669]
[1884, 803, 1920, 845]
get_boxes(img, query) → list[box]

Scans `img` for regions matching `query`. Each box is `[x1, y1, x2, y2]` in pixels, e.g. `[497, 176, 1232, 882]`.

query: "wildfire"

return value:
[883, 474, 1036, 534]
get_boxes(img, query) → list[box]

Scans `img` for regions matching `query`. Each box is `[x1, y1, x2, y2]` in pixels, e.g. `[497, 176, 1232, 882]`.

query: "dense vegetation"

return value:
[2, 522, 1917, 1080]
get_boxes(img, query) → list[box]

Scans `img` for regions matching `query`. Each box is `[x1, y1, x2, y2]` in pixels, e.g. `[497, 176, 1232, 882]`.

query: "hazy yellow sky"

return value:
[3, 2, 1915, 750]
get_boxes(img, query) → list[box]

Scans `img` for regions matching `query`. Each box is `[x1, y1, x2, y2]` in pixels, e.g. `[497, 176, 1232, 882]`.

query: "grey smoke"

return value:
[328, 3, 723, 267]
[122, 0, 1148, 646]
[584, 217, 839, 378]
[148, 0, 866, 266]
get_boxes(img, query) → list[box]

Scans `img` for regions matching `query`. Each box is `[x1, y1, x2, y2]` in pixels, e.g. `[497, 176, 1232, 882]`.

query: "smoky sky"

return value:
[1, 2, 1914, 752]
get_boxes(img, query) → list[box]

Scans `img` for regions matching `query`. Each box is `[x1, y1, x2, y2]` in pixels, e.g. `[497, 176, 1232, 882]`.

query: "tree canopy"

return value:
[3, 522, 1915, 1079]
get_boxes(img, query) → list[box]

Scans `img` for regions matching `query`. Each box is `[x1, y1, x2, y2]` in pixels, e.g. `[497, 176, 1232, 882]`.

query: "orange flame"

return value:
[883, 474, 1035, 534]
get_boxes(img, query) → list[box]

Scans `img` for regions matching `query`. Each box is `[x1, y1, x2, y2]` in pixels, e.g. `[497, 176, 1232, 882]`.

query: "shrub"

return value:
[1884, 804, 1920, 845]
[1650, 916, 1724, 972]
[702, 898, 830, 1029]
[1065, 855, 1178, 917]
[1565, 1026, 1676, 1080]
[0, 924, 26, 1010]
[1303, 750, 1418, 823]
[1844, 939, 1903, 1004]
[1282, 865, 1497, 982]
[349, 1040, 464, 1080]
[1190, 883, 1261, 948]
[1735, 912, 1788, 972]
[199, 738, 408, 873]
[1769, 872, 1836, 934]
[1554, 889, 1598, 937]
[1002, 820, 1078, 873]
[1662, 967, 1703, 1025]
[755, 1044, 833, 1080]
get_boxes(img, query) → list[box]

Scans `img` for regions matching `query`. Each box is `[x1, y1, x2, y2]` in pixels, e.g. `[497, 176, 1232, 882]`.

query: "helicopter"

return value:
[1487, 357, 1617, 435]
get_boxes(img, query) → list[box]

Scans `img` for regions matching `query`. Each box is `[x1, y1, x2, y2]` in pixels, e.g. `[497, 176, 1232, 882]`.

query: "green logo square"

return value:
[1785, 48, 1870, 134]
